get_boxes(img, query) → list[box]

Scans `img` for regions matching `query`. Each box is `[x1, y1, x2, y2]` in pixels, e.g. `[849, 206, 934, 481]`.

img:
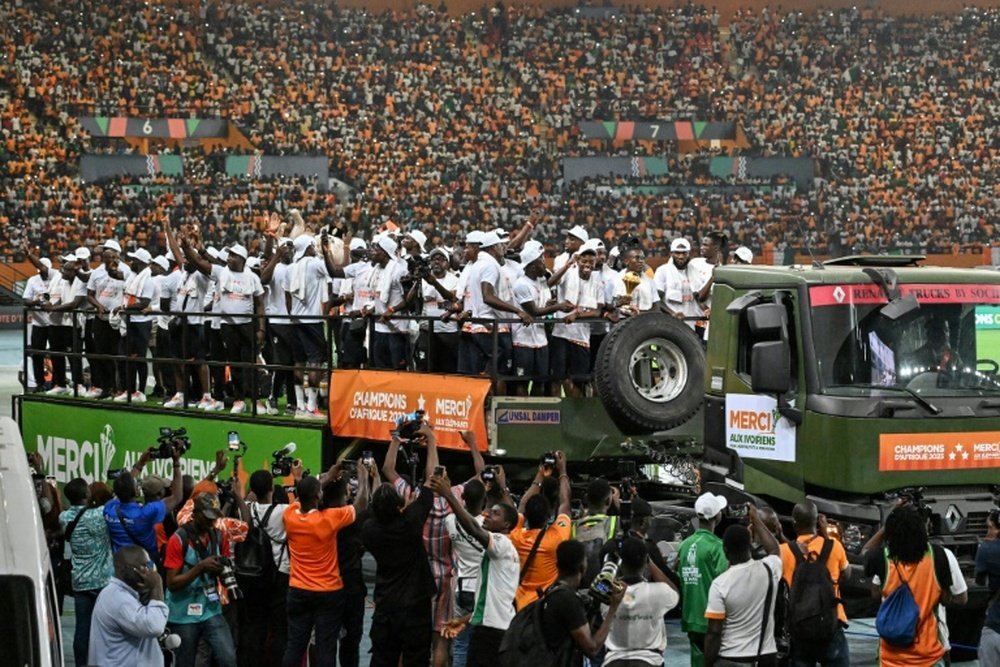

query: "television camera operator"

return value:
[407, 247, 461, 373]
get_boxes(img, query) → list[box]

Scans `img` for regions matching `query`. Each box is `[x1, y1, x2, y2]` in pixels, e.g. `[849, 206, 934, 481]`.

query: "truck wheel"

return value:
[595, 311, 705, 433]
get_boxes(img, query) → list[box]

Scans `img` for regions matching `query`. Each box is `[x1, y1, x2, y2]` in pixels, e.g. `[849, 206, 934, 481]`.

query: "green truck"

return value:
[491, 256, 1000, 643]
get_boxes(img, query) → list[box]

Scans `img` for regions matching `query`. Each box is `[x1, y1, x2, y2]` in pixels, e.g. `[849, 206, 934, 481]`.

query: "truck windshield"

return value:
[809, 283, 1000, 397]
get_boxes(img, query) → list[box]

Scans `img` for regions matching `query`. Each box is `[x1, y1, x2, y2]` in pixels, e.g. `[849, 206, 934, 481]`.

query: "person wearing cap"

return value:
[654, 237, 704, 330]
[362, 235, 411, 370]
[550, 243, 605, 397]
[677, 492, 730, 667]
[287, 232, 350, 418]
[510, 241, 569, 395]
[86, 239, 131, 399]
[163, 224, 217, 410]
[730, 246, 753, 265]
[42, 253, 88, 395]
[704, 505, 781, 667]
[336, 237, 374, 371]
[112, 248, 156, 403]
[148, 255, 178, 400]
[20, 244, 54, 392]
[105, 444, 184, 558]
[164, 492, 237, 667]
[259, 236, 300, 414]
[461, 231, 532, 380]
[181, 240, 265, 415]
[555, 224, 590, 273]
[415, 246, 460, 373]
[403, 229, 428, 258]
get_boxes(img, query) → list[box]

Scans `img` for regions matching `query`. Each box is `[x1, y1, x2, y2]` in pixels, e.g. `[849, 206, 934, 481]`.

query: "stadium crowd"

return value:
[1, 2, 998, 265]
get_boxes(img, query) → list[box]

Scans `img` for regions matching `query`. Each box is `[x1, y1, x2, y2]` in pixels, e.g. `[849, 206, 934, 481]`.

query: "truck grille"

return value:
[967, 511, 990, 535]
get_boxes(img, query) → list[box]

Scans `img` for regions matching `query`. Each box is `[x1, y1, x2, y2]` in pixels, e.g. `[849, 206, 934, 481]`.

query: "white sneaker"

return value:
[112, 391, 129, 402]
[266, 398, 279, 416]
[202, 398, 224, 412]
[196, 395, 212, 410]
[130, 392, 147, 403]
[230, 400, 245, 415]
[46, 385, 71, 396]
[163, 393, 185, 408]
[296, 408, 325, 421]
[86, 387, 104, 399]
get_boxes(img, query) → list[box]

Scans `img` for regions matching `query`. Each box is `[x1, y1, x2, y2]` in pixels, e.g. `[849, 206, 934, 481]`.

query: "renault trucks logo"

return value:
[37, 424, 118, 484]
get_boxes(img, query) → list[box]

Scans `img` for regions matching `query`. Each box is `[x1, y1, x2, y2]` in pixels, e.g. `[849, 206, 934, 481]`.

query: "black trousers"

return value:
[468, 625, 506, 667]
[152, 325, 176, 395]
[369, 599, 432, 667]
[29, 325, 50, 389]
[221, 322, 255, 402]
[91, 318, 121, 393]
[268, 323, 298, 408]
[48, 325, 80, 388]
[339, 587, 366, 667]
[237, 572, 288, 667]
[283, 587, 344, 667]
[119, 320, 151, 394]
[205, 324, 228, 399]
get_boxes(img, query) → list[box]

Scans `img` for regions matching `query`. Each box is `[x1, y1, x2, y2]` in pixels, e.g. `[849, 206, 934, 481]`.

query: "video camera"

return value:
[395, 410, 426, 441]
[271, 443, 310, 478]
[152, 427, 190, 459]
[406, 254, 432, 280]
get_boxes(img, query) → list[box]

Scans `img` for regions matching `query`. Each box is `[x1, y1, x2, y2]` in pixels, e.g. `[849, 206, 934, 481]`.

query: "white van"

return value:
[0, 416, 64, 666]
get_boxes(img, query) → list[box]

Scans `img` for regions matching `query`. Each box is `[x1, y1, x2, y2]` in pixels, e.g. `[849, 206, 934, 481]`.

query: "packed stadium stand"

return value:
[1, 0, 997, 263]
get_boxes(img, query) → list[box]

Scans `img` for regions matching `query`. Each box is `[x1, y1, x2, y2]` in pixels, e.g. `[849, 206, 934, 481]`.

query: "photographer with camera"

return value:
[105, 438, 185, 558]
[603, 537, 680, 667]
[414, 246, 460, 373]
[237, 463, 303, 667]
[282, 458, 371, 667]
[511, 450, 573, 610]
[89, 545, 171, 666]
[164, 492, 237, 667]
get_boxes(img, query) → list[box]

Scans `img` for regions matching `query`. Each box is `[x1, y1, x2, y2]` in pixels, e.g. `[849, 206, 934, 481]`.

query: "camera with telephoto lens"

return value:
[152, 427, 190, 459]
[395, 410, 426, 441]
[589, 554, 621, 603]
[406, 254, 432, 280]
[216, 556, 243, 600]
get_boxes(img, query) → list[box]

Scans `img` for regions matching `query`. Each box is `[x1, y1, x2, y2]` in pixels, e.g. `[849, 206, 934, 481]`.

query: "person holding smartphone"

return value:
[89, 545, 170, 666]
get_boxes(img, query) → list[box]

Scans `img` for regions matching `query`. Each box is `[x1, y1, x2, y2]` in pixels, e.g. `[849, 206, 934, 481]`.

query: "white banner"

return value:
[725, 394, 796, 462]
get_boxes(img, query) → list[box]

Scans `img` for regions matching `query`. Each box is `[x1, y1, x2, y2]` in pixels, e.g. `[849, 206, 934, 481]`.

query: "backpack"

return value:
[573, 514, 617, 586]
[235, 504, 283, 579]
[498, 584, 571, 667]
[875, 561, 921, 647]
[786, 537, 840, 648]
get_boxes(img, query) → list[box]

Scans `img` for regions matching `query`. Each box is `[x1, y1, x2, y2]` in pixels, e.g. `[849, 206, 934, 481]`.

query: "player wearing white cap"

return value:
[85, 240, 131, 398]
[653, 237, 704, 330]
[555, 224, 589, 273]
[364, 235, 410, 370]
[414, 246, 460, 373]
[20, 247, 54, 391]
[114, 248, 156, 402]
[337, 238, 374, 370]
[180, 240, 264, 415]
[41, 254, 88, 395]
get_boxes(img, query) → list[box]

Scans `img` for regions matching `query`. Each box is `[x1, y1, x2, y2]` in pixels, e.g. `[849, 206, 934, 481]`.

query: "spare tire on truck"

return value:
[595, 311, 705, 433]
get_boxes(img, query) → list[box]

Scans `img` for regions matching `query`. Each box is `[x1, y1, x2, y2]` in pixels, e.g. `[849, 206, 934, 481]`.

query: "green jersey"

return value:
[677, 528, 729, 634]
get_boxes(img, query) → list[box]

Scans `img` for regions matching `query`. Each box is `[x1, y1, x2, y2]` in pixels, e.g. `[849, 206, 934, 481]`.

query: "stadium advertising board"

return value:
[21, 400, 322, 485]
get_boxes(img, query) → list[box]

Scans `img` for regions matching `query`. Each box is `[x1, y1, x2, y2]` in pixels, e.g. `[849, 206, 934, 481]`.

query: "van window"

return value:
[0, 575, 40, 666]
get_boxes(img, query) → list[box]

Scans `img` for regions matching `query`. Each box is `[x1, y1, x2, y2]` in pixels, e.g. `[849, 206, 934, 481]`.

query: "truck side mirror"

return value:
[747, 303, 785, 336]
[751, 341, 791, 394]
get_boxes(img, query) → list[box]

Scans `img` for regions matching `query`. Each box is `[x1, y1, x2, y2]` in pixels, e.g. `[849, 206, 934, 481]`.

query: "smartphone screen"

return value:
[433, 465, 445, 477]
[228, 431, 240, 450]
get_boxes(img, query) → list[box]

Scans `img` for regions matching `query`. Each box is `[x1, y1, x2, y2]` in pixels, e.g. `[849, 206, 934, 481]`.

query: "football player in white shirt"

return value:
[414, 247, 460, 373]
[653, 237, 704, 330]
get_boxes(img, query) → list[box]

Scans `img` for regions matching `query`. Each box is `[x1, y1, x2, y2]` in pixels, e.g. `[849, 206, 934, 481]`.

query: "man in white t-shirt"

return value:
[21, 255, 53, 392]
[417, 247, 460, 373]
[337, 238, 373, 370]
[364, 236, 410, 370]
[260, 239, 297, 415]
[604, 537, 680, 667]
[614, 247, 656, 314]
[654, 237, 704, 330]
[443, 480, 488, 667]
[113, 249, 156, 402]
[551, 245, 605, 397]
[704, 505, 781, 667]
[688, 232, 726, 340]
[555, 224, 589, 273]
[150, 255, 180, 400]
[86, 239, 130, 398]
[429, 475, 520, 667]
[182, 241, 265, 414]
[511, 241, 569, 395]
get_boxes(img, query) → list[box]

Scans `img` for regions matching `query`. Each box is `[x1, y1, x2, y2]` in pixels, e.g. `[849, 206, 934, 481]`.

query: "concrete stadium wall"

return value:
[331, 0, 986, 20]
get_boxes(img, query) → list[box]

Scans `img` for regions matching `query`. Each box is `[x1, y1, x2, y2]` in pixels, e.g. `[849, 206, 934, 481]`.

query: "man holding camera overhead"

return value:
[164, 492, 237, 667]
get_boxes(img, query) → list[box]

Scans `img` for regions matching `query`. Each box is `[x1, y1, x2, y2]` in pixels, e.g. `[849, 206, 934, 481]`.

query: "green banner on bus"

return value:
[21, 400, 324, 486]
